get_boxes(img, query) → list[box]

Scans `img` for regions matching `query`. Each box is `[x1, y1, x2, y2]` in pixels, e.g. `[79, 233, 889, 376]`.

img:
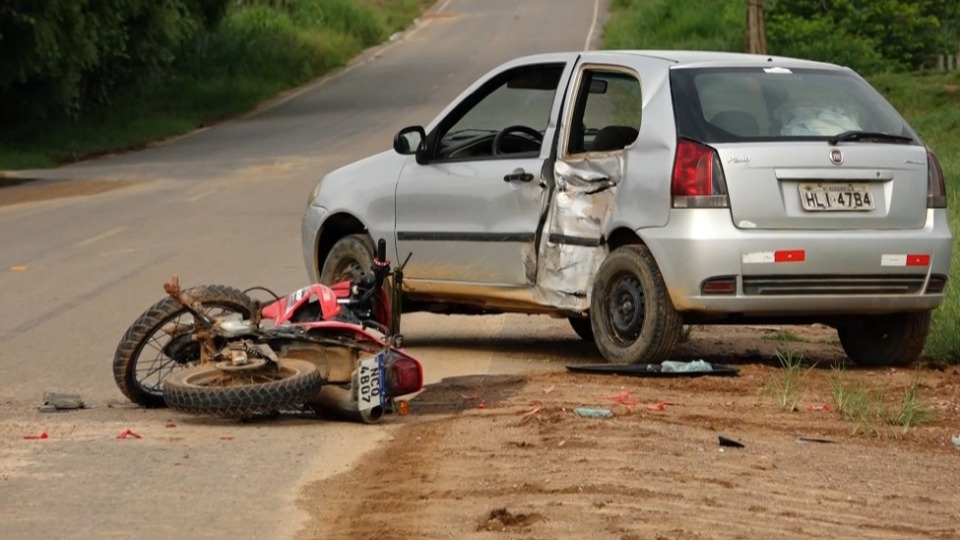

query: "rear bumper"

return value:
[640, 208, 953, 316]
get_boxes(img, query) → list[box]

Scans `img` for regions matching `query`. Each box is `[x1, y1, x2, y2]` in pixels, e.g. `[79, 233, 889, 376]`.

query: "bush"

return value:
[766, 0, 960, 73]
[0, 0, 226, 123]
[604, 0, 742, 52]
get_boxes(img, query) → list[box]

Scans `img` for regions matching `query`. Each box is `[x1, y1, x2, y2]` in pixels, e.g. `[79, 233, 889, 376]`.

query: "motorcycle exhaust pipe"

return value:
[312, 385, 385, 424]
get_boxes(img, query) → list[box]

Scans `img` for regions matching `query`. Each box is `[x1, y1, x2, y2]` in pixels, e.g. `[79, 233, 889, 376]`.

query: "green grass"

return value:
[828, 367, 937, 437]
[603, 1, 960, 364]
[763, 349, 814, 411]
[0, 0, 431, 170]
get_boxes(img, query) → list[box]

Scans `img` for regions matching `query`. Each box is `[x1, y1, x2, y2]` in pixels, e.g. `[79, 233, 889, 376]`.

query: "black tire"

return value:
[321, 233, 396, 331]
[569, 317, 595, 341]
[590, 244, 683, 364]
[112, 285, 256, 408]
[320, 233, 375, 285]
[162, 359, 323, 418]
[837, 312, 931, 367]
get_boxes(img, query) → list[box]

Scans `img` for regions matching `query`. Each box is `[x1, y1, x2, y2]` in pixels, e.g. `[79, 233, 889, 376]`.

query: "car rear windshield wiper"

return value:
[828, 130, 914, 146]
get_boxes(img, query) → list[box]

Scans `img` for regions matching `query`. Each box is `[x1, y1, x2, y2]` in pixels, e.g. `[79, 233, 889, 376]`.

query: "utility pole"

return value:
[746, 0, 767, 55]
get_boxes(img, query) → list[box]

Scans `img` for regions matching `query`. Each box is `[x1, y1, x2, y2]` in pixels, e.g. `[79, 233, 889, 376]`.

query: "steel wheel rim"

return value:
[133, 304, 245, 395]
[182, 365, 299, 388]
[332, 257, 366, 283]
[607, 273, 645, 345]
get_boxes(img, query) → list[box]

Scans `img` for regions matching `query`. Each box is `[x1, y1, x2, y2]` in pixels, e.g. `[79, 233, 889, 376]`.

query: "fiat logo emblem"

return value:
[829, 149, 844, 165]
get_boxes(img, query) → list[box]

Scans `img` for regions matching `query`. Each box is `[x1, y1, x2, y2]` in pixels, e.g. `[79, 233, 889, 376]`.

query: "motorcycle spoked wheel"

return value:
[162, 359, 323, 418]
[112, 285, 257, 408]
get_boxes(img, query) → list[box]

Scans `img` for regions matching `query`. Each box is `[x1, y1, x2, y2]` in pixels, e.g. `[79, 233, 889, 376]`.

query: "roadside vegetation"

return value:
[762, 349, 938, 437]
[606, 0, 960, 363]
[0, 0, 429, 170]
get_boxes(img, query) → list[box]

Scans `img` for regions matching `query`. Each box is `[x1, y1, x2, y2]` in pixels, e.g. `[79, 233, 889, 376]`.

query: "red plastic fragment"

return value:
[600, 390, 639, 406]
[647, 401, 668, 411]
[806, 404, 831, 412]
[477, 402, 487, 409]
[116, 429, 142, 440]
[21, 432, 48, 440]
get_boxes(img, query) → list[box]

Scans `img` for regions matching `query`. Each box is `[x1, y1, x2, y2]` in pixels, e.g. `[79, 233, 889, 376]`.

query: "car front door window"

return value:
[434, 65, 563, 161]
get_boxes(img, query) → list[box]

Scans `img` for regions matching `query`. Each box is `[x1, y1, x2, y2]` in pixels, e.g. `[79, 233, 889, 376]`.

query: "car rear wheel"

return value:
[837, 312, 931, 367]
[590, 245, 683, 364]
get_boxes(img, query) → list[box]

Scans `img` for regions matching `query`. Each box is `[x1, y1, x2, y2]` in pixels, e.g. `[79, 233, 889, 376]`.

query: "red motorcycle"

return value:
[112, 240, 422, 423]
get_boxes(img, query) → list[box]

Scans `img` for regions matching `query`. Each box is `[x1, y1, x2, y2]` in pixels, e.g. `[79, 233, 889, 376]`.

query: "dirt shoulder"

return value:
[297, 329, 960, 540]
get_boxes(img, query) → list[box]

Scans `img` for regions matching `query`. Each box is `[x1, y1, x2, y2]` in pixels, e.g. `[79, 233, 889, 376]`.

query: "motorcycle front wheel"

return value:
[112, 285, 256, 408]
[162, 359, 323, 418]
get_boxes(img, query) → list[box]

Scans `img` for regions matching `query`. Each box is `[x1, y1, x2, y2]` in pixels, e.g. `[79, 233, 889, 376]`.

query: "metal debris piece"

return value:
[39, 392, 85, 412]
[574, 407, 613, 418]
[797, 437, 837, 444]
[718, 435, 745, 448]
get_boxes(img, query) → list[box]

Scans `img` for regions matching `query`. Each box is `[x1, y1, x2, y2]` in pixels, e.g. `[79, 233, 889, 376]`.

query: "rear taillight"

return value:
[671, 139, 729, 208]
[927, 149, 947, 208]
[386, 356, 422, 396]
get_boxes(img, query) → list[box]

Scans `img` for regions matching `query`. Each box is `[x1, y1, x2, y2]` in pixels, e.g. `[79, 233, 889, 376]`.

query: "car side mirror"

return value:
[394, 126, 426, 156]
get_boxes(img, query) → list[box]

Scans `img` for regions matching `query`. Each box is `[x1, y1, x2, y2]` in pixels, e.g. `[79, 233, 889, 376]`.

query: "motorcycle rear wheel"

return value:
[112, 285, 256, 408]
[162, 359, 322, 418]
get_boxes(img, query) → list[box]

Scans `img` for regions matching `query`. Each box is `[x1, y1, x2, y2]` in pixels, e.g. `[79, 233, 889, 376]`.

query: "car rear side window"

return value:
[670, 67, 917, 143]
[566, 69, 643, 155]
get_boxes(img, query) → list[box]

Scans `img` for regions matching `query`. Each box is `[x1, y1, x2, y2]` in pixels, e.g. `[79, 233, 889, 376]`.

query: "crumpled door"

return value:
[534, 154, 624, 311]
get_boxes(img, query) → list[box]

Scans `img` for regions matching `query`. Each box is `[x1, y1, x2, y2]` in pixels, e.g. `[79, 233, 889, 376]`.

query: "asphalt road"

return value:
[0, 1, 607, 539]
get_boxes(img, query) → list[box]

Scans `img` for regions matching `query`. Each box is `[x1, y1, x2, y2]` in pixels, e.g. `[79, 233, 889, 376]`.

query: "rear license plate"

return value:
[357, 353, 384, 411]
[799, 182, 874, 211]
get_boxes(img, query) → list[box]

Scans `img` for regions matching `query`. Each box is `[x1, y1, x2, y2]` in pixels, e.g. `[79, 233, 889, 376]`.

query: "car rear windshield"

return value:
[669, 67, 919, 144]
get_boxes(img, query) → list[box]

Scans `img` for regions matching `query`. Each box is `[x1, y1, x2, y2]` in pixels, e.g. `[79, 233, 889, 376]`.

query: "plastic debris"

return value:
[574, 407, 614, 418]
[600, 390, 638, 406]
[952, 435, 960, 450]
[647, 401, 669, 411]
[10, 265, 27, 272]
[521, 406, 544, 418]
[567, 363, 738, 378]
[461, 392, 479, 401]
[477, 402, 487, 409]
[116, 429, 142, 440]
[718, 435, 745, 448]
[39, 392, 85, 412]
[806, 404, 831, 412]
[21, 432, 48, 440]
[661, 359, 713, 373]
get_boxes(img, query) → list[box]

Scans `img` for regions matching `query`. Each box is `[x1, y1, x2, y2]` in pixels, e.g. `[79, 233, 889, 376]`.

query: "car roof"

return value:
[513, 50, 846, 71]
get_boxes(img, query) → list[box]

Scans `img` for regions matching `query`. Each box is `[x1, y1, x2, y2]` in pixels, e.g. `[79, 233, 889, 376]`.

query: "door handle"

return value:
[503, 168, 534, 183]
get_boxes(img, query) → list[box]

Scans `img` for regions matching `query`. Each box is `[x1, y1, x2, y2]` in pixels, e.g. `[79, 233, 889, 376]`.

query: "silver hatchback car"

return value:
[303, 50, 952, 367]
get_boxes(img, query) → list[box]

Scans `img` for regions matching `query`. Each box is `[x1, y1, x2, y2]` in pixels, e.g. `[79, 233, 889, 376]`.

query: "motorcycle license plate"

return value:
[357, 353, 385, 411]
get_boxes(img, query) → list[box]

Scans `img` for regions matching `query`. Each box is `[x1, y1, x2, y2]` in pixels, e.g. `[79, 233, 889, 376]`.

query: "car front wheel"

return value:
[590, 244, 683, 364]
[837, 312, 931, 367]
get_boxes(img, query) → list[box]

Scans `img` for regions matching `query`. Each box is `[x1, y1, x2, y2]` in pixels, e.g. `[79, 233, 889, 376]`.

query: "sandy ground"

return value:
[295, 326, 960, 540]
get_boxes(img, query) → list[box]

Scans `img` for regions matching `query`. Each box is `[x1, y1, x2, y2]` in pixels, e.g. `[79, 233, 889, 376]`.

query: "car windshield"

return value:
[669, 67, 919, 143]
